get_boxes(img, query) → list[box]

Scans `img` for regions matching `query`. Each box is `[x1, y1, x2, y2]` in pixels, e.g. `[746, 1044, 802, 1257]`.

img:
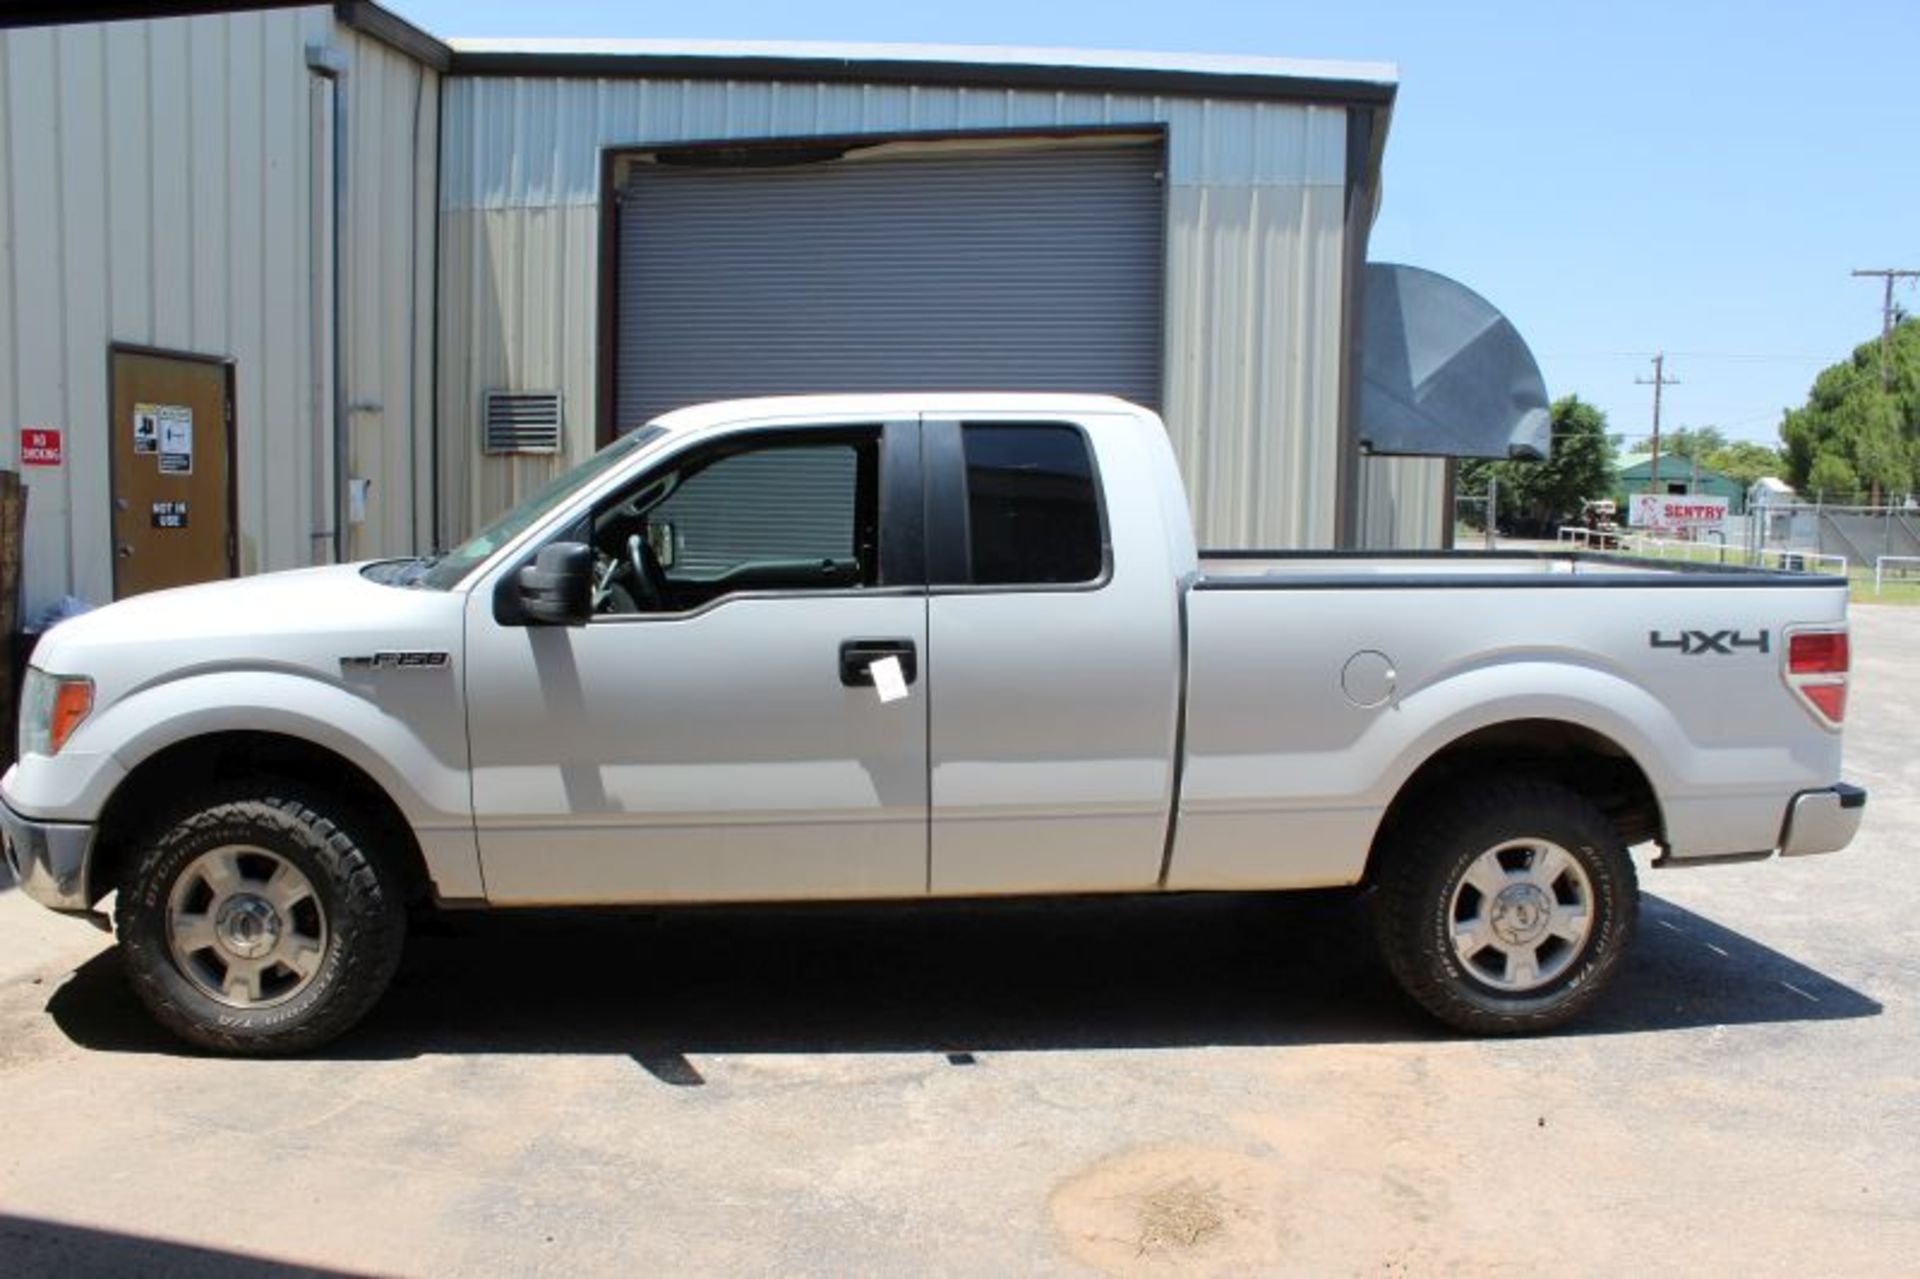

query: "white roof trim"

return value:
[648, 392, 1153, 434]
[444, 37, 1398, 88]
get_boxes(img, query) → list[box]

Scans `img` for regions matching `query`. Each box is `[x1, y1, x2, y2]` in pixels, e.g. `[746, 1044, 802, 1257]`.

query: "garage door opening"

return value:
[605, 134, 1166, 438]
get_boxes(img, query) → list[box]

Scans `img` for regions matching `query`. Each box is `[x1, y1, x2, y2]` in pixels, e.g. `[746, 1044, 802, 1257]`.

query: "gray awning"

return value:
[1359, 263, 1551, 460]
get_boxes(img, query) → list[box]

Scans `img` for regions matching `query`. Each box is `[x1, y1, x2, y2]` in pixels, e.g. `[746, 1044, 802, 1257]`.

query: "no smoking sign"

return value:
[21, 427, 62, 466]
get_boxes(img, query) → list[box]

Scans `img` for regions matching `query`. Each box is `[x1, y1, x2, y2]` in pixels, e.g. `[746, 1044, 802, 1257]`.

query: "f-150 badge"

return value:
[1649, 629, 1769, 655]
[340, 651, 451, 671]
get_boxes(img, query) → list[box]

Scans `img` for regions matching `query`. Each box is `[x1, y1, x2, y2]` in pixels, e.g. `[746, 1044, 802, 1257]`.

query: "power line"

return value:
[1852, 267, 1919, 390]
[1543, 350, 1827, 363]
[1714, 409, 1787, 436]
[1635, 353, 1680, 492]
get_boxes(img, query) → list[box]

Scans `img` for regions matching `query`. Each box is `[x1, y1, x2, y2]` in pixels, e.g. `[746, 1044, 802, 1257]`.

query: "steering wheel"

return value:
[590, 551, 637, 615]
[627, 531, 669, 612]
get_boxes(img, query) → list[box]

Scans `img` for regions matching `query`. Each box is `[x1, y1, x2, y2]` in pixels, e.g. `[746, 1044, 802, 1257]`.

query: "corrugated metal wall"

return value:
[0, 8, 436, 618]
[1357, 454, 1448, 549]
[436, 78, 1383, 551]
[338, 25, 439, 562]
[0, 27, 1435, 620]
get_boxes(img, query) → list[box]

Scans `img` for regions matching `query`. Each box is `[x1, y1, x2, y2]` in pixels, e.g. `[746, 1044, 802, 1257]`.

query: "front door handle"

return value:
[839, 639, 917, 687]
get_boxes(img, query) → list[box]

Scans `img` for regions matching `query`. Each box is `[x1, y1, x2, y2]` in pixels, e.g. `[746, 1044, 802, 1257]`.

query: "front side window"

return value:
[590, 429, 880, 614]
[962, 424, 1104, 585]
[415, 425, 664, 590]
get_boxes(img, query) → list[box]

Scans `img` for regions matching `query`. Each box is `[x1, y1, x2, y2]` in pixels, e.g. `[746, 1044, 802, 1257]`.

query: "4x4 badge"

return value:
[1649, 629, 1769, 655]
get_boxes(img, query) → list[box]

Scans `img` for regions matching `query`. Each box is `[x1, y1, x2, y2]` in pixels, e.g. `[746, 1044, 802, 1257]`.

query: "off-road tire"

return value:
[116, 785, 406, 1054]
[1374, 776, 1638, 1034]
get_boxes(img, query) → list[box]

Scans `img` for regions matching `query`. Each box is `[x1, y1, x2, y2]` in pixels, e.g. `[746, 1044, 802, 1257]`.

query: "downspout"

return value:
[428, 67, 444, 552]
[407, 60, 427, 554]
[306, 43, 348, 564]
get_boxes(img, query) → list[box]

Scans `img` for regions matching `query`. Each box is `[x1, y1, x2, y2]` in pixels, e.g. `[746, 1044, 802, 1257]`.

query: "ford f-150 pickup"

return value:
[1, 394, 1865, 1052]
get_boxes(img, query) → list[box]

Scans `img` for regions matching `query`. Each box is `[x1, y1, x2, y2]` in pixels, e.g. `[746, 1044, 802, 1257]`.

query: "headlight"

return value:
[19, 668, 94, 758]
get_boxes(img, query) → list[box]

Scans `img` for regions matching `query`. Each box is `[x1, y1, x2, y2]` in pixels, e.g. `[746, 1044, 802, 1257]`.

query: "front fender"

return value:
[6, 669, 483, 898]
[104, 670, 469, 819]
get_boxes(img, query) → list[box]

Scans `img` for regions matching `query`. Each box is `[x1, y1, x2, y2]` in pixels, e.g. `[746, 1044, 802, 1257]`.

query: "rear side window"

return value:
[962, 424, 1104, 585]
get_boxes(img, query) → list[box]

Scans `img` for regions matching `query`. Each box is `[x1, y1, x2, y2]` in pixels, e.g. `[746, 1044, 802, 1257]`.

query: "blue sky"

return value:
[389, 0, 1918, 447]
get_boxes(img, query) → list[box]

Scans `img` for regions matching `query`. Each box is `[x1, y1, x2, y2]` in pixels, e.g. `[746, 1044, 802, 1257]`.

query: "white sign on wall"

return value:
[134, 402, 194, 474]
[156, 406, 194, 475]
[1628, 494, 1729, 529]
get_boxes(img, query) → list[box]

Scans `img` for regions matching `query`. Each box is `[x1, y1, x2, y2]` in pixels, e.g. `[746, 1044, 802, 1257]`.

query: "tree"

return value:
[1781, 319, 1920, 504]
[1661, 425, 1729, 462]
[1701, 440, 1786, 490]
[1620, 426, 1783, 492]
[1459, 395, 1618, 532]
[1807, 452, 1859, 502]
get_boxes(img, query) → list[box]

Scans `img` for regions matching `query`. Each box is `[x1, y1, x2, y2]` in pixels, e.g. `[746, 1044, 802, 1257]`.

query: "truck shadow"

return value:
[44, 891, 1878, 1072]
[0, 1213, 353, 1278]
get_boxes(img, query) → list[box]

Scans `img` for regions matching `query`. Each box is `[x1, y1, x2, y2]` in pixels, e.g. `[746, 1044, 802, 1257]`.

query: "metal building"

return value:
[0, 2, 436, 617]
[0, 2, 1450, 622]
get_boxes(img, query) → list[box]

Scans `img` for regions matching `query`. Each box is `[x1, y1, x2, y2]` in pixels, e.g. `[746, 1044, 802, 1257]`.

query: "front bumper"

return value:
[1779, 782, 1867, 857]
[0, 798, 97, 912]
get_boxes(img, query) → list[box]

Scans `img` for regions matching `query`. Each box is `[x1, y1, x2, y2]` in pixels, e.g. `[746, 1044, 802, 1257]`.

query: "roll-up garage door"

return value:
[613, 141, 1164, 432]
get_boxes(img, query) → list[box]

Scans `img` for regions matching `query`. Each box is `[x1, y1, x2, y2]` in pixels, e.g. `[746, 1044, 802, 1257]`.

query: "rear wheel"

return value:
[1374, 777, 1637, 1033]
[116, 785, 406, 1054]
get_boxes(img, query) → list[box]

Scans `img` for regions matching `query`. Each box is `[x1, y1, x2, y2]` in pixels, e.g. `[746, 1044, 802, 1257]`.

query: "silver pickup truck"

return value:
[2, 394, 1864, 1052]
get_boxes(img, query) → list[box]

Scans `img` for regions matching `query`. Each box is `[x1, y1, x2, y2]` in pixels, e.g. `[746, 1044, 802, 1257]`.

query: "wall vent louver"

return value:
[483, 391, 563, 454]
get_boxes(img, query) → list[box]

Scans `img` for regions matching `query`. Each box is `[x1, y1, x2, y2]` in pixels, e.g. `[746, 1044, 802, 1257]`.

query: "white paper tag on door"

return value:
[870, 655, 909, 703]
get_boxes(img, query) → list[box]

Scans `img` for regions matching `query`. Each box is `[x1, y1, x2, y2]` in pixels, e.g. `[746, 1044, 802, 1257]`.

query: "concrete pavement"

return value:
[2, 609, 1917, 1276]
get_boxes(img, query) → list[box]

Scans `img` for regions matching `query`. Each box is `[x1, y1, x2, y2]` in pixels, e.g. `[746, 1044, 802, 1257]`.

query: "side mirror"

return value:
[518, 542, 594, 626]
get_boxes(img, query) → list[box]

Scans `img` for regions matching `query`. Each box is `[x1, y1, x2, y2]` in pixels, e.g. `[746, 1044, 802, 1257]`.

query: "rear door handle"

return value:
[840, 638, 917, 687]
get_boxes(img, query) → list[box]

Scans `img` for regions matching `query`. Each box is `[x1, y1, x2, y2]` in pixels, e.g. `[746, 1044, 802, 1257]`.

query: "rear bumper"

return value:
[1779, 782, 1867, 857]
[0, 798, 97, 912]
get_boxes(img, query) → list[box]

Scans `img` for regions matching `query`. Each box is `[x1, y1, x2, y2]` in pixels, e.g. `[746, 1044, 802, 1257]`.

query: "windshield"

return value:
[416, 426, 666, 589]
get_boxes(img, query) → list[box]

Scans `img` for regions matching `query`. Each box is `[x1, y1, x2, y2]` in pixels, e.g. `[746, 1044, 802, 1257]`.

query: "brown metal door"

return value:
[109, 348, 236, 599]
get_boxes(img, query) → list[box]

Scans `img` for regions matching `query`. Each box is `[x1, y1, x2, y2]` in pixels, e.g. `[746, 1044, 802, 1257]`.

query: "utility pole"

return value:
[1486, 473, 1498, 551]
[1636, 353, 1680, 495]
[1853, 268, 1919, 390]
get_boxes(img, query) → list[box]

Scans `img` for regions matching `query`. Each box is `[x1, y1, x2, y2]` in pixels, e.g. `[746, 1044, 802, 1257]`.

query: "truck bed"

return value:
[1167, 546, 1849, 894]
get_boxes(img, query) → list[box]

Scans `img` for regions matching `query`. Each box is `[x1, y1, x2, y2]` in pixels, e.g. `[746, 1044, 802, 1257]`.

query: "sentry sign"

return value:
[1629, 494, 1728, 529]
[20, 427, 62, 466]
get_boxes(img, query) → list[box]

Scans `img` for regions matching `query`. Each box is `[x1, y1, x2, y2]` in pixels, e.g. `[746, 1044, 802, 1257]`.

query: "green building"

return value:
[1615, 453, 1747, 514]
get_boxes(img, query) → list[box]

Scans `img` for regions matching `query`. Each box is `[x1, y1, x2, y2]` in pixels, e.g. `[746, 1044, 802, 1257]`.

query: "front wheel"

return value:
[1373, 777, 1638, 1034]
[116, 786, 407, 1054]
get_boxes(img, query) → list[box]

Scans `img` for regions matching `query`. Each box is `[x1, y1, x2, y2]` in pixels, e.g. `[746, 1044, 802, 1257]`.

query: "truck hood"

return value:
[29, 563, 467, 701]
